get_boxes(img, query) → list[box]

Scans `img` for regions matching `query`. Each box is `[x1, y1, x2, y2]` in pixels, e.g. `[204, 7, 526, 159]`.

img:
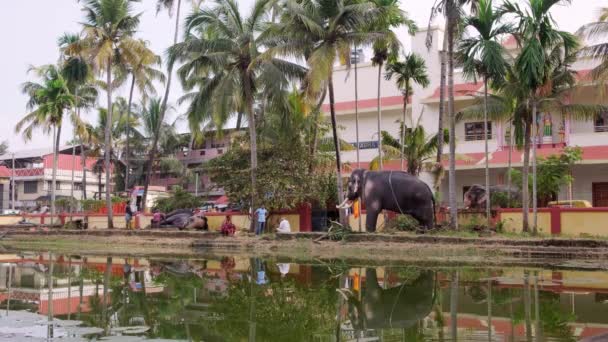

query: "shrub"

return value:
[154, 186, 203, 213]
[386, 214, 420, 232]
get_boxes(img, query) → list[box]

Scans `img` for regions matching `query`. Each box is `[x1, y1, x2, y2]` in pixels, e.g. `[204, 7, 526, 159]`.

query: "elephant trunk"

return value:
[336, 198, 354, 209]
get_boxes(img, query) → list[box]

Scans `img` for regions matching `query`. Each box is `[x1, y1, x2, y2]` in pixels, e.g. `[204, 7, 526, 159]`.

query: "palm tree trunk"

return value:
[447, 17, 458, 229]
[243, 74, 258, 232]
[436, 31, 448, 163]
[355, 46, 361, 232]
[47, 252, 54, 338]
[522, 116, 532, 233]
[142, 0, 181, 211]
[450, 270, 459, 341]
[401, 87, 409, 171]
[524, 270, 532, 341]
[376, 62, 383, 170]
[51, 124, 61, 226]
[105, 60, 114, 228]
[484, 77, 491, 227]
[328, 73, 346, 225]
[103, 256, 112, 330]
[125, 74, 135, 191]
[507, 120, 513, 208]
[487, 278, 492, 340]
[531, 100, 538, 234]
[308, 86, 327, 174]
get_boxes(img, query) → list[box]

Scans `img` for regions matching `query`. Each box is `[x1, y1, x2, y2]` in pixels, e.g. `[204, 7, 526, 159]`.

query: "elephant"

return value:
[160, 212, 192, 229]
[463, 184, 521, 209]
[342, 268, 435, 330]
[337, 169, 435, 231]
[184, 215, 209, 231]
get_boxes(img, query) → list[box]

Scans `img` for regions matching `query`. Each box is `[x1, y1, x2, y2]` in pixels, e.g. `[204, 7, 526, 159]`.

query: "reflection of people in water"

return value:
[341, 268, 435, 331]
[252, 258, 268, 285]
[277, 263, 290, 278]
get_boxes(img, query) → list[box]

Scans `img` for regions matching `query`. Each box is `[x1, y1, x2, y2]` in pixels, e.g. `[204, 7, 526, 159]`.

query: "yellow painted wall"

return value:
[500, 211, 551, 234]
[348, 213, 385, 232]
[561, 212, 608, 237]
[87, 216, 126, 229]
[0, 216, 22, 225]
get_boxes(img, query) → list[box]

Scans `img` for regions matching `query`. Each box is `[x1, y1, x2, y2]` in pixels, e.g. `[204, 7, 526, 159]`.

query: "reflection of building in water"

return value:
[0, 253, 162, 316]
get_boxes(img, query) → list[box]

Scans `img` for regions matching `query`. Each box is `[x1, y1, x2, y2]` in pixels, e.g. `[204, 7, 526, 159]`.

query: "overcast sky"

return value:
[1, 0, 607, 152]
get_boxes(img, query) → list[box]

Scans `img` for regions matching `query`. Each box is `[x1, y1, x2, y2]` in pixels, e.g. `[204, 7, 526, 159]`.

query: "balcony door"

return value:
[592, 183, 608, 207]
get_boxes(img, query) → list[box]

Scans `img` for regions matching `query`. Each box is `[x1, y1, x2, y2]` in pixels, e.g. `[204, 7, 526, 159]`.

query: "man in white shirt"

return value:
[276, 217, 291, 233]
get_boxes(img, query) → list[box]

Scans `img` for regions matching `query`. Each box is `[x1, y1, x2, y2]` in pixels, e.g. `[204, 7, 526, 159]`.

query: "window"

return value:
[24, 181, 38, 194]
[217, 149, 223, 154]
[74, 183, 83, 191]
[199, 150, 206, 156]
[465, 122, 492, 141]
[595, 112, 608, 132]
[47, 181, 61, 190]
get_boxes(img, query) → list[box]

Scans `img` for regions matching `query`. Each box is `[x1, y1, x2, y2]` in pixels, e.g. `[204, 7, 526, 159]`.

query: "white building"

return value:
[324, 27, 608, 208]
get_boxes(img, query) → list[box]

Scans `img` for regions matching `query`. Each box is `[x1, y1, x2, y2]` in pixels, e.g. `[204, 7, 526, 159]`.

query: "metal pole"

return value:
[11, 153, 15, 211]
[195, 173, 199, 197]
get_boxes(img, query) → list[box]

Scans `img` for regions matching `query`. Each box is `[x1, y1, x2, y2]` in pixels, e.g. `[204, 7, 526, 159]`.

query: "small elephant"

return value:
[343, 268, 434, 330]
[337, 169, 435, 231]
[464, 184, 520, 209]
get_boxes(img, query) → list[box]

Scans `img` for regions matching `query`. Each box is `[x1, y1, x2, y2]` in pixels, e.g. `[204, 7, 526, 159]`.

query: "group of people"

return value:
[254, 205, 291, 235]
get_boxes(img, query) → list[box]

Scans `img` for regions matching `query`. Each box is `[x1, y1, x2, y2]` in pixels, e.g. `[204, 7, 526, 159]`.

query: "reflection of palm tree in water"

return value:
[341, 268, 435, 332]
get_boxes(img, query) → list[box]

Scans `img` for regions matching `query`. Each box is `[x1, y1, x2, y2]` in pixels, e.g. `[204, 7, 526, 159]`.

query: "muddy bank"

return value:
[0, 229, 607, 270]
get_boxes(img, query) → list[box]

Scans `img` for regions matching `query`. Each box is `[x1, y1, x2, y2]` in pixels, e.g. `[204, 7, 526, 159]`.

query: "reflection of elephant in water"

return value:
[344, 268, 435, 330]
[337, 169, 435, 231]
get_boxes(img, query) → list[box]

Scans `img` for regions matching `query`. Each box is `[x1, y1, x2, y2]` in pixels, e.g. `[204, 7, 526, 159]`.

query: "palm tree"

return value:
[385, 53, 430, 171]
[428, 0, 480, 229]
[577, 7, 608, 83]
[169, 0, 307, 222]
[114, 40, 165, 190]
[141, 0, 185, 209]
[370, 120, 448, 175]
[501, 0, 578, 233]
[59, 32, 98, 201]
[273, 0, 385, 223]
[16, 65, 77, 224]
[369, 0, 414, 171]
[459, 0, 511, 227]
[80, 0, 143, 228]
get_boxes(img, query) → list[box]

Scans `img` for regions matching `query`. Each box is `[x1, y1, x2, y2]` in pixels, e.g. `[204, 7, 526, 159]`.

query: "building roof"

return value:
[0, 165, 10, 178]
[321, 95, 411, 113]
[0, 145, 85, 162]
[427, 82, 484, 100]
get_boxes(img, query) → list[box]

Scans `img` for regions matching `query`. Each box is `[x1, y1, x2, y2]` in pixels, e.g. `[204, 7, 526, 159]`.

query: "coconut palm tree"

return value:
[577, 7, 608, 83]
[113, 40, 165, 190]
[169, 0, 307, 220]
[141, 0, 186, 209]
[385, 53, 431, 171]
[369, 0, 415, 171]
[272, 0, 385, 223]
[501, 0, 578, 233]
[459, 0, 511, 227]
[428, 0, 480, 229]
[80, 0, 143, 228]
[370, 120, 448, 175]
[59, 32, 99, 201]
[16, 65, 77, 224]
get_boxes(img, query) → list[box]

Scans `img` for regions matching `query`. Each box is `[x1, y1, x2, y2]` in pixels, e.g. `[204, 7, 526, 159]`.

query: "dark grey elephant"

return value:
[463, 184, 521, 209]
[337, 169, 435, 231]
[343, 268, 435, 330]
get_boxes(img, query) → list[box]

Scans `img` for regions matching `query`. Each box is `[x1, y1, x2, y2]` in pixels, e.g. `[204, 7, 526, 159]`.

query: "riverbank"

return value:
[0, 228, 607, 270]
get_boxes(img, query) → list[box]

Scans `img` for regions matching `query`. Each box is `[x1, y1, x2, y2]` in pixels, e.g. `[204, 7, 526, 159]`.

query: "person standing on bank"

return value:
[125, 201, 134, 229]
[254, 205, 268, 235]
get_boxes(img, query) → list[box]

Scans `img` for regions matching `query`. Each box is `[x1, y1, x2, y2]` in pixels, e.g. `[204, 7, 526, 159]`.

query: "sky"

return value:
[1, 0, 607, 152]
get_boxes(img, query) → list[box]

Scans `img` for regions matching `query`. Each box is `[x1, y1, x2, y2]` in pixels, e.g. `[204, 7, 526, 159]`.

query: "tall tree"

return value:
[501, 0, 578, 233]
[114, 40, 165, 190]
[369, 0, 414, 171]
[16, 65, 77, 223]
[140, 0, 184, 211]
[273, 0, 385, 224]
[459, 0, 510, 227]
[385, 53, 430, 170]
[80, 0, 143, 227]
[169, 0, 307, 224]
[428, 0, 480, 229]
[59, 33, 98, 201]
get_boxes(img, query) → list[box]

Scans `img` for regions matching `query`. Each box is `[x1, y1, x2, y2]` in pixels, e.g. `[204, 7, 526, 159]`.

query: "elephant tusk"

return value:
[336, 198, 354, 209]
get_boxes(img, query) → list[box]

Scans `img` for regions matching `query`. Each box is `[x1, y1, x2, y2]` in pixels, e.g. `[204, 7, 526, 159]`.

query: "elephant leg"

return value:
[365, 203, 381, 232]
[411, 208, 434, 230]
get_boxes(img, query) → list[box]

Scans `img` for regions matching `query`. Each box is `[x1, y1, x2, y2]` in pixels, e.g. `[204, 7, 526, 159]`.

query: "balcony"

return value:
[176, 148, 226, 165]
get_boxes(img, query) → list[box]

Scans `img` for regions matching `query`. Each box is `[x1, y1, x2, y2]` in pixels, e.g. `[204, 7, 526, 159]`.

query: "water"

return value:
[0, 252, 606, 341]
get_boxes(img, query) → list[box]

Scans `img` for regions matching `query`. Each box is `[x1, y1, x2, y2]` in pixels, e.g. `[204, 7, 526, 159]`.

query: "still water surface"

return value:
[0, 252, 606, 341]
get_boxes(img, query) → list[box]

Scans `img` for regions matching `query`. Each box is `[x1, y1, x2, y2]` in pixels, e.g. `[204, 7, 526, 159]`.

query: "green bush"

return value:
[386, 214, 420, 232]
[154, 186, 203, 213]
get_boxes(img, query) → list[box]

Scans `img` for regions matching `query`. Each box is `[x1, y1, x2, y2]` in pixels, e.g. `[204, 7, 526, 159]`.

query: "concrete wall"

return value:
[499, 211, 552, 235]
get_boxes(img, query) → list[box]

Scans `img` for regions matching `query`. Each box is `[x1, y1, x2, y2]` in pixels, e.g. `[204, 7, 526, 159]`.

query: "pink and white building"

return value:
[324, 27, 608, 207]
